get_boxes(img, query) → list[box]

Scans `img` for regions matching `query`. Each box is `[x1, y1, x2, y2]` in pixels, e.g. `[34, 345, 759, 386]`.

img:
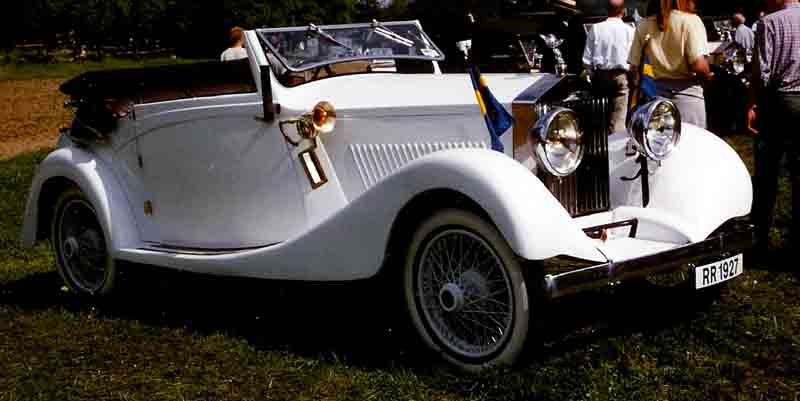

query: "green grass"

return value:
[1, 141, 798, 401]
[0, 57, 206, 81]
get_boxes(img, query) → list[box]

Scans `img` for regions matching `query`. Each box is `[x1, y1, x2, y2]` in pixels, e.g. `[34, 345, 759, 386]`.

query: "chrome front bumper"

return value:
[543, 219, 754, 299]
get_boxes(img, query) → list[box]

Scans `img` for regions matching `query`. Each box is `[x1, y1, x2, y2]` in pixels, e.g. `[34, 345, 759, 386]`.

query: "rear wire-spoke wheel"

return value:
[404, 209, 530, 371]
[51, 187, 117, 296]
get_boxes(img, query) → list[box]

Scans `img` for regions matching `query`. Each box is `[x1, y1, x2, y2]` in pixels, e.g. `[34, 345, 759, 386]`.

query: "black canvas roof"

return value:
[60, 60, 257, 104]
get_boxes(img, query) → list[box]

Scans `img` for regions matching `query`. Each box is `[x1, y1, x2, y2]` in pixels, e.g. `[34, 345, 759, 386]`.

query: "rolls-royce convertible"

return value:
[21, 21, 753, 371]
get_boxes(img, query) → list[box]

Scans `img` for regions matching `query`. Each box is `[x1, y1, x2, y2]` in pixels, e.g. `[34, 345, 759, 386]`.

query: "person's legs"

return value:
[594, 70, 629, 134]
[610, 71, 629, 134]
[753, 135, 783, 258]
[792, 138, 799, 256]
[753, 95, 789, 258]
[780, 95, 800, 254]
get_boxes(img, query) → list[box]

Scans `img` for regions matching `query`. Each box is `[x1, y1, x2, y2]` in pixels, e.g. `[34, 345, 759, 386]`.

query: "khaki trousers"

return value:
[592, 69, 630, 134]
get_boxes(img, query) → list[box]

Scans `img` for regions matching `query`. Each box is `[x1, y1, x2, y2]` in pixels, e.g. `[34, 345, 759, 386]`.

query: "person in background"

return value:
[583, 0, 635, 134]
[628, 0, 712, 128]
[752, 10, 766, 32]
[747, 0, 800, 258]
[221, 26, 248, 62]
[732, 8, 755, 51]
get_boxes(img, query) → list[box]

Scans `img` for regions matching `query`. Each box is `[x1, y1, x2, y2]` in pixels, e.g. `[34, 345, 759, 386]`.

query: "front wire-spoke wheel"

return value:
[404, 209, 531, 371]
[51, 187, 117, 296]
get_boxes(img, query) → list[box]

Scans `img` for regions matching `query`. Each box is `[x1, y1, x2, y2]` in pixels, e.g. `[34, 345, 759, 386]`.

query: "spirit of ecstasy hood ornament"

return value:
[540, 33, 567, 76]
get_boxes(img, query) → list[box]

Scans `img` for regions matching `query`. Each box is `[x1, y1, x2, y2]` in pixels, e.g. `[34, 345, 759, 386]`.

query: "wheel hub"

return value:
[63, 236, 79, 259]
[439, 283, 465, 313]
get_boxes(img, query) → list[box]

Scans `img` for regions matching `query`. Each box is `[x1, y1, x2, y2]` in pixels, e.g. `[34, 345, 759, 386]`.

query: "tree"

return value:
[355, 0, 383, 21]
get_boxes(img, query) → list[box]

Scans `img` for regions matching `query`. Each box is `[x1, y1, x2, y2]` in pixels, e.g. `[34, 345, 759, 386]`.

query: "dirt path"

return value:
[0, 80, 70, 160]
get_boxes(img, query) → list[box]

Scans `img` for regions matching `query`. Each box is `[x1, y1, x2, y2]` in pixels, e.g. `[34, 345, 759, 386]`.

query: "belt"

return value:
[594, 68, 628, 74]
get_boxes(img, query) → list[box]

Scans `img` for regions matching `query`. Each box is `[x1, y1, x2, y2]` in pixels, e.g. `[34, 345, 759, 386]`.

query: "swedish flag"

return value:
[468, 66, 514, 152]
[632, 56, 657, 109]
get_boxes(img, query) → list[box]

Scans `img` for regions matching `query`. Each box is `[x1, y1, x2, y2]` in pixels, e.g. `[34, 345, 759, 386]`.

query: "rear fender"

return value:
[20, 147, 140, 253]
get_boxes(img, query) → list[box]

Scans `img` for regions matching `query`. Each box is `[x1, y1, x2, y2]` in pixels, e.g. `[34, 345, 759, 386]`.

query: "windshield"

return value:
[256, 21, 444, 73]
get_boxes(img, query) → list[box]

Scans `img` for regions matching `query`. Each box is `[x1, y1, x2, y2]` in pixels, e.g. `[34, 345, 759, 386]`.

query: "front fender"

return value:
[20, 146, 140, 253]
[319, 148, 606, 272]
[609, 124, 753, 242]
[377, 149, 605, 262]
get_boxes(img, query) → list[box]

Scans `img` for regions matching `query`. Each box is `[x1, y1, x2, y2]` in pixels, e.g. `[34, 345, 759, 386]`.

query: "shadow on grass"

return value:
[0, 262, 721, 373]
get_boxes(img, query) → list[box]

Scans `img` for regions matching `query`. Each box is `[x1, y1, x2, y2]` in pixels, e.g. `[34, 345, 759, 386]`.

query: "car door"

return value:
[131, 60, 305, 249]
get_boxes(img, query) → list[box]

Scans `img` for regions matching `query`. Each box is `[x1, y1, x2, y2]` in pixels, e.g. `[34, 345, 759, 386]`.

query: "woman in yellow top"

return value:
[629, 0, 713, 128]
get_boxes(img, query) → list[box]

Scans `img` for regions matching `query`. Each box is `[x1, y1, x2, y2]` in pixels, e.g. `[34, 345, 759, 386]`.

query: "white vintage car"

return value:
[21, 21, 753, 371]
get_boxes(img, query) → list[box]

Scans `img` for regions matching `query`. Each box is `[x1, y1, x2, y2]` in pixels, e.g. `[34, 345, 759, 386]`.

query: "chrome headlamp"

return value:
[530, 107, 584, 177]
[627, 98, 682, 161]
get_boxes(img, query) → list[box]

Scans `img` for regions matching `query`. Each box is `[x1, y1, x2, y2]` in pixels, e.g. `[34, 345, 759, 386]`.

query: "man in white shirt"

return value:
[221, 27, 248, 62]
[582, 0, 635, 134]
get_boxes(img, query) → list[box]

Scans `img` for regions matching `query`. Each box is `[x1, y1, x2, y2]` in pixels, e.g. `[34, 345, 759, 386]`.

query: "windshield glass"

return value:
[256, 21, 444, 72]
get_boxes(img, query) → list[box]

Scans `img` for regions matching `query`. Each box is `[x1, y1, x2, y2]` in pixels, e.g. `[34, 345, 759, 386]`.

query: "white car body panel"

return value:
[114, 148, 606, 281]
[273, 72, 543, 113]
[130, 94, 305, 248]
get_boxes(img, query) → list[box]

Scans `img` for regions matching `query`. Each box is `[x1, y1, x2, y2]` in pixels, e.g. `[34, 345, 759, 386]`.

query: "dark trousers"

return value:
[753, 93, 800, 255]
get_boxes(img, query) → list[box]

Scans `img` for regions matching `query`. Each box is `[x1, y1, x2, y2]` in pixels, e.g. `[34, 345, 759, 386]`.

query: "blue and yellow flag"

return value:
[632, 56, 657, 109]
[468, 66, 514, 152]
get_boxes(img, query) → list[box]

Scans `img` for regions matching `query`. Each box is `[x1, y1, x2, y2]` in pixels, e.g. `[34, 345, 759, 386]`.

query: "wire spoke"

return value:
[456, 312, 504, 334]
[462, 287, 511, 309]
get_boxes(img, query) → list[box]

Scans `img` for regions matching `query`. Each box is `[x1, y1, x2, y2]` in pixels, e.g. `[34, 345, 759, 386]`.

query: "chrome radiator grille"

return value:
[540, 96, 611, 217]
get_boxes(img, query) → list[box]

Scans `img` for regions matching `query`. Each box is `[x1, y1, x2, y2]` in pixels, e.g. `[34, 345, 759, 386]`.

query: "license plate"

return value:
[695, 254, 744, 289]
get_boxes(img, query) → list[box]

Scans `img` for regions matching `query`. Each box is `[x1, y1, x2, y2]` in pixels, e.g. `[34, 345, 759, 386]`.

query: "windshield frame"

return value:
[255, 20, 445, 73]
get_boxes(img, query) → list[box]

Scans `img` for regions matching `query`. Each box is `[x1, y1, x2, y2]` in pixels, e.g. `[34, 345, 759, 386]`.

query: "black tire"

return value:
[403, 209, 532, 372]
[50, 186, 117, 296]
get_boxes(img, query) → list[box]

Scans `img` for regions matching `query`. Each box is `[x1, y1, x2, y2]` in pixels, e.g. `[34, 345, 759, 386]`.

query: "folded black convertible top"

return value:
[60, 60, 257, 104]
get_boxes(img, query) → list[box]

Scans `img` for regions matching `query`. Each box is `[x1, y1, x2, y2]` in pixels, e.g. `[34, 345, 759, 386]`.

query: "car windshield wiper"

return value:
[370, 20, 414, 48]
[307, 23, 353, 51]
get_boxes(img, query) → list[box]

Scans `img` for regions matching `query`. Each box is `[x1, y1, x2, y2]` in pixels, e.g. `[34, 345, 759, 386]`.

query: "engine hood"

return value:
[274, 73, 545, 114]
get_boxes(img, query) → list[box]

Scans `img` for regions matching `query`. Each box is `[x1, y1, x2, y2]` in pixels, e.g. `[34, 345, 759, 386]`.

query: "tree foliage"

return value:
[12, 0, 769, 58]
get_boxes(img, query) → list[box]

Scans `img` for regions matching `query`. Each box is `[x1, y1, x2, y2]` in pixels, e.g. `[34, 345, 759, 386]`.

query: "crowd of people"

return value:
[584, 0, 799, 257]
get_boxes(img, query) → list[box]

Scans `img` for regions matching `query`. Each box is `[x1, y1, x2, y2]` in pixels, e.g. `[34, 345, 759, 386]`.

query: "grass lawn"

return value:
[0, 57, 205, 81]
[0, 66, 798, 399]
